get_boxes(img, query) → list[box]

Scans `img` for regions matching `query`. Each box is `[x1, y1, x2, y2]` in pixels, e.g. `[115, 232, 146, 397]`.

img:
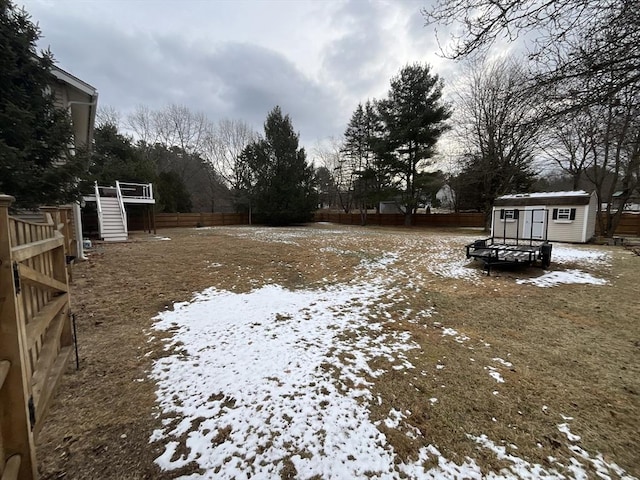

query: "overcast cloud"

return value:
[21, 0, 454, 150]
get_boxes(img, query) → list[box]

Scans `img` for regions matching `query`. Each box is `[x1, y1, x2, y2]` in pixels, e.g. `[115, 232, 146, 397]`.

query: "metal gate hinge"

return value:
[28, 395, 36, 429]
[13, 262, 20, 294]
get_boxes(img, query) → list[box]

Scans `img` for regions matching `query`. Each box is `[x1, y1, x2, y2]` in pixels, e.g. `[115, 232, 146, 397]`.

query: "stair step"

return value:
[98, 195, 127, 241]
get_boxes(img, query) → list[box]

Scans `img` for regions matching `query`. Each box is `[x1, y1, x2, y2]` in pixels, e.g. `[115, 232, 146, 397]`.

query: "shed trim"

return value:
[494, 191, 592, 207]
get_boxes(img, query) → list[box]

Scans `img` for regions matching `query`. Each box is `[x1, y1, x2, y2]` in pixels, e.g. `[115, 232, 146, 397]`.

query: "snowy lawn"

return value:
[147, 226, 637, 479]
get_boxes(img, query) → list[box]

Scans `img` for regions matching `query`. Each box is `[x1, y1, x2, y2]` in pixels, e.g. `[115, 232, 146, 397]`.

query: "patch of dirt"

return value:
[36, 225, 640, 478]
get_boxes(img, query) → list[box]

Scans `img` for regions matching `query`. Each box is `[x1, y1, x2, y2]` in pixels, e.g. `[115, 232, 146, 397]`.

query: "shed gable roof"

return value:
[494, 191, 592, 207]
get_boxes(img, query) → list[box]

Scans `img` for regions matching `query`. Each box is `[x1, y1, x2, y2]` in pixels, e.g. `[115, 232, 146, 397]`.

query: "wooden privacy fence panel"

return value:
[40, 206, 77, 259]
[122, 211, 486, 232]
[313, 211, 485, 228]
[102, 210, 640, 235]
[596, 213, 640, 236]
[150, 212, 248, 230]
[0, 195, 74, 480]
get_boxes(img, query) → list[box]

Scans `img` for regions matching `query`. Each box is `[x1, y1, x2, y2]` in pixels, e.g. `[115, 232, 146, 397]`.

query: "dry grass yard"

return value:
[36, 224, 639, 479]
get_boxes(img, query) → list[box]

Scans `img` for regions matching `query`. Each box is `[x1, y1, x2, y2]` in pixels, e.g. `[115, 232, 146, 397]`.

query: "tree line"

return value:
[315, 64, 451, 227]
[2, 0, 638, 235]
[422, 0, 639, 236]
[1, 0, 453, 228]
[316, 0, 638, 236]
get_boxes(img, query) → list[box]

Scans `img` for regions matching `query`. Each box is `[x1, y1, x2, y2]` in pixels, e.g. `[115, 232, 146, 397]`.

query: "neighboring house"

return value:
[492, 191, 598, 243]
[379, 201, 404, 214]
[436, 184, 455, 211]
[51, 65, 98, 151]
[51, 65, 98, 258]
[612, 189, 640, 212]
[15, 66, 98, 258]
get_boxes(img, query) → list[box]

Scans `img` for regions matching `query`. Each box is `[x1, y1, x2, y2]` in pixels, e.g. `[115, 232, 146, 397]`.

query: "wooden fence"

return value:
[0, 195, 74, 480]
[124, 212, 248, 231]
[86, 208, 639, 236]
[145, 211, 484, 230]
[317, 211, 640, 235]
[597, 213, 640, 236]
[312, 211, 486, 228]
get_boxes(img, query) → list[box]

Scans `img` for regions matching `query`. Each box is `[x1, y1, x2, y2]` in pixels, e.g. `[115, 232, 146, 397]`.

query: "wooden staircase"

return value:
[98, 196, 127, 242]
[85, 181, 154, 242]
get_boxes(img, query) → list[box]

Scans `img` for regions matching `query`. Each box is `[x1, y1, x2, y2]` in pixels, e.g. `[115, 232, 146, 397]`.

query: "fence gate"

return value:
[1, 195, 74, 480]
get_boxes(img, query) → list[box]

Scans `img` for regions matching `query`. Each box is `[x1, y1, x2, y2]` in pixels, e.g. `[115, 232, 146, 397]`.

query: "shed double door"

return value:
[522, 207, 546, 240]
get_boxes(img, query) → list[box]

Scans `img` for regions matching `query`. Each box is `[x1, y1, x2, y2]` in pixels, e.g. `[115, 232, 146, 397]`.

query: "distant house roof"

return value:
[612, 188, 640, 198]
[494, 191, 593, 207]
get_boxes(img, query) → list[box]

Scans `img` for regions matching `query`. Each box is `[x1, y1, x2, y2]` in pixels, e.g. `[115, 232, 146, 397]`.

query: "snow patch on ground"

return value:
[150, 280, 424, 478]
[221, 226, 357, 245]
[493, 357, 513, 368]
[441, 327, 470, 343]
[552, 245, 611, 267]
[516, 270, 608, 287]
[485, 366, 505, 383]
[424, 237, 481, 281]
[147, 228, 630, 479]
[558, 423, 581, 442]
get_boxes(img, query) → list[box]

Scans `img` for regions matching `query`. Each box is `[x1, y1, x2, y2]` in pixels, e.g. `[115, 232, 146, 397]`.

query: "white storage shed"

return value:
[492, 191, 598, 243]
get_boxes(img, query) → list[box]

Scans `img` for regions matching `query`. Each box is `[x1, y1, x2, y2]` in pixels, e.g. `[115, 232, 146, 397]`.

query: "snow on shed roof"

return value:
[494, 191, 593, 207]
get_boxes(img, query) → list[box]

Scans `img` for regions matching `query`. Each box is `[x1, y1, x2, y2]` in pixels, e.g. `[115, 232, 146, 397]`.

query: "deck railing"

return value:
[94, 181, 104, 238]
[116, 182, 153, 201]
[93, 182, 153, 202]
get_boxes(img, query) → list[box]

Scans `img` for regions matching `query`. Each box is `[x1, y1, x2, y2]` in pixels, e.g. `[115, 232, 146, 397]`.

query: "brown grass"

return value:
[36, 225, 640, 478]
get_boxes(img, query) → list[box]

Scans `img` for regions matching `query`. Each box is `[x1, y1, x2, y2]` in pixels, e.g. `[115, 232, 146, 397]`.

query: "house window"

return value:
[499, 209, 518, 222]
[553, 208, 576, 222]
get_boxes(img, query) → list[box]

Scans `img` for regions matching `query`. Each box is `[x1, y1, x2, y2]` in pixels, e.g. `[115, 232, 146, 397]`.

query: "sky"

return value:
[20, 0, 459, 152]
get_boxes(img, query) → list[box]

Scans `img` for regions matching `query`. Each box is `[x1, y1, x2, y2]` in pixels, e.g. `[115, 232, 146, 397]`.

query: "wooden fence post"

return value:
[0, 195, 37, 480]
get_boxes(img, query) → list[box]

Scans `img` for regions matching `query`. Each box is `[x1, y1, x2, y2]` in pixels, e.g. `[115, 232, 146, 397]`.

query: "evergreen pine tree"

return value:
[242, 106, 317, 226]
[0, 0, 85, 209]
[377, 63, 451, 224]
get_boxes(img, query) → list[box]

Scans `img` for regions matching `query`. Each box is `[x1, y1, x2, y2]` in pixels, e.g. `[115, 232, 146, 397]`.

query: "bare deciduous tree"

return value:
[126, 104, 159, 146]
[154, 104, 211, 157]
[96, 105, 121, 128]
[423, 0, 639, 112]
[313, 138, 349, 212]
[540, 110, 595, 190]
[584, 82, 640, 236]
[453, 56, 540, 222]
[206, 119, 258, 189]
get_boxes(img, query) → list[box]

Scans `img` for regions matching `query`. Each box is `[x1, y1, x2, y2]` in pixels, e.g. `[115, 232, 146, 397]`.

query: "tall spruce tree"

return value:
[377, 63, 451, 225]
[342, 100, 389, 223]
[240, 106, 316, 226]
[0, 0, 85, 208]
